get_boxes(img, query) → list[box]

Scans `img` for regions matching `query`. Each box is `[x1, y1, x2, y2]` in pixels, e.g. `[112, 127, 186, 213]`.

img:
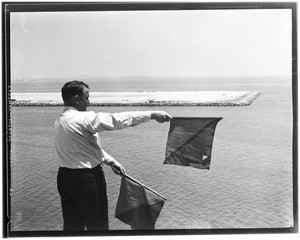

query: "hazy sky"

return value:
[11, 9, 292, 80]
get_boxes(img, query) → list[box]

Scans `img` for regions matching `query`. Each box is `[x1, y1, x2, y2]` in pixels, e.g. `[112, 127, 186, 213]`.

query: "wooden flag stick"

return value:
[123, 173, 167, 201]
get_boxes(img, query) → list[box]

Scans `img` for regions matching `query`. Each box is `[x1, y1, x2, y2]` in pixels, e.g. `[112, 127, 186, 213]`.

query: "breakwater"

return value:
[10, 91, 261, 107]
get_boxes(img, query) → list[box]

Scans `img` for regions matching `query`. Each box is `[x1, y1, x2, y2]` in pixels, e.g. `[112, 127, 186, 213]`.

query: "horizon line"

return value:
[11, 75, 292, 82]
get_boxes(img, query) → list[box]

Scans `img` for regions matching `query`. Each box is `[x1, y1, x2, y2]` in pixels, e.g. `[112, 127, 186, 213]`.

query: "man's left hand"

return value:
[151, 111, 172, 123]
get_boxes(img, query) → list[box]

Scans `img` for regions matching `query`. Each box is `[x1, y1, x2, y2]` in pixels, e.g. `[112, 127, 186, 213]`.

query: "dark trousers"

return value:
[57, 164, 109, 231]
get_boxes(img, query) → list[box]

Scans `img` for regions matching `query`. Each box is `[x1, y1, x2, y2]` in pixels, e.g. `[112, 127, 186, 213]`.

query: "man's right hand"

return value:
[110, 160, 126, 175]
[151, 111, 172, 123]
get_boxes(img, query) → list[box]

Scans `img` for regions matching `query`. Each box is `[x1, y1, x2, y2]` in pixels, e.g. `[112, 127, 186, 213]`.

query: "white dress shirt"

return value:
[54, 106, 152, 169]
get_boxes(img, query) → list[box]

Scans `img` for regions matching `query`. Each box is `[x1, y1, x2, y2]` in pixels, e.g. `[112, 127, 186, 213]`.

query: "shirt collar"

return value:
[63, 106, 78, 112]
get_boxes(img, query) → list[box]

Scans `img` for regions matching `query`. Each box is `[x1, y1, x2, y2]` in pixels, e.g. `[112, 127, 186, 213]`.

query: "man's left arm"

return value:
[88, 111, 172, 133]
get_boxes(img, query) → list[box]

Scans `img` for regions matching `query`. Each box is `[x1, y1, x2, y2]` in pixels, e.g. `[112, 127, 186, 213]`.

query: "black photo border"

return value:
[2, 1, 298, 237]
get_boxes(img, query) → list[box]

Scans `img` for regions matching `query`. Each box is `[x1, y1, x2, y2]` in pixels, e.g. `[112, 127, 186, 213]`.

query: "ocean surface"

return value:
[9, 77, 294, 232]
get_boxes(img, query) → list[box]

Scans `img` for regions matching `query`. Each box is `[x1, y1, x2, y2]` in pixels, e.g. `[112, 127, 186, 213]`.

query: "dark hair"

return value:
[61, 81, 89, 103]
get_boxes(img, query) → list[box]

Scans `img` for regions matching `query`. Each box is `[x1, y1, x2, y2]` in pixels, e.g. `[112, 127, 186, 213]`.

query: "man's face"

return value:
[76, 87, 90, 111]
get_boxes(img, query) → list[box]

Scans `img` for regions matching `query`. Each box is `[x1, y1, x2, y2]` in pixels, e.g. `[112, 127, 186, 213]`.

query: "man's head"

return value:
[61, 81, 90, 111]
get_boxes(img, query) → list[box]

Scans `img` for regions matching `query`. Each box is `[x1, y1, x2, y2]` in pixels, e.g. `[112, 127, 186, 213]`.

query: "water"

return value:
[9, 77, 294, 231]
[11, 76, 289, 93]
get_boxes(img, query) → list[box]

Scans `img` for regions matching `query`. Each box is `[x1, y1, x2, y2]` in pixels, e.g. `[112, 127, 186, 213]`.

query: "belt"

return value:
[59, 164, 103, 173]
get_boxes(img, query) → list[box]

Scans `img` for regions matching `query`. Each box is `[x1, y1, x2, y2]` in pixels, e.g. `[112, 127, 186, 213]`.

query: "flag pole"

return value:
[123, 173, 167, 201]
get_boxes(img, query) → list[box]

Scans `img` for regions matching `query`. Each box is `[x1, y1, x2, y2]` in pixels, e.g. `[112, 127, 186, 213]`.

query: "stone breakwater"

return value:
[10, 91, 261, 107]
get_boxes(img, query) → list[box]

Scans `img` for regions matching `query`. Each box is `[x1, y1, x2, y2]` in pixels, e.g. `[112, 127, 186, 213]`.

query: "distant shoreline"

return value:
[10, 91, 261, 107]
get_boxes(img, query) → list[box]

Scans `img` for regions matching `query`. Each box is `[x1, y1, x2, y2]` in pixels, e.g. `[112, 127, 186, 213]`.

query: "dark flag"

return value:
[164, 117, 222, 169]
[115, 174, 165, 230]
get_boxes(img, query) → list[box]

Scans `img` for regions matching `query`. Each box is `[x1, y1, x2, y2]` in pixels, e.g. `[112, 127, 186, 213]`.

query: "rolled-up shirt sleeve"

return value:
[86, 111, 152, 133]
[101, 149, 115, 165]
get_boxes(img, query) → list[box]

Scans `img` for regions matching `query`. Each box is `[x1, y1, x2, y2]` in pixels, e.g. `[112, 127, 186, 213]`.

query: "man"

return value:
[54, 80, 172, 231]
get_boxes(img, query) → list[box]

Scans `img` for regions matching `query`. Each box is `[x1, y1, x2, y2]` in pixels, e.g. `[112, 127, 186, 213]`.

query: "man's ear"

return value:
[74, 95, 80, 104]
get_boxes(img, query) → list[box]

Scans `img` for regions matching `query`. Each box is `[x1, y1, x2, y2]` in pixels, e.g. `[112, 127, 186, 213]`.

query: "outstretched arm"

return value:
[87, 111, 172, 133]
[151, 111, 172, 123]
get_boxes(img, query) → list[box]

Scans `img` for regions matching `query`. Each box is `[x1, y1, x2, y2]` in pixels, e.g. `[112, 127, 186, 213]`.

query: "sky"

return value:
[10, 9, 292, 81]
